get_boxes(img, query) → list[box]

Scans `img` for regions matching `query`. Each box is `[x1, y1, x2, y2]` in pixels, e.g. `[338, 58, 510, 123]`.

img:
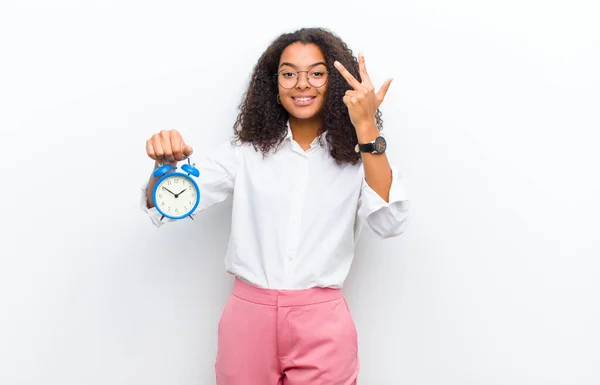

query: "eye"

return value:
[311, 71, 325, 78]
[281, 71, 296, 78]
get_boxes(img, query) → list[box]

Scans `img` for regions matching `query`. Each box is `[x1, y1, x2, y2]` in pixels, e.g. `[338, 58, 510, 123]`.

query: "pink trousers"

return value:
[215, 278, 360, 385]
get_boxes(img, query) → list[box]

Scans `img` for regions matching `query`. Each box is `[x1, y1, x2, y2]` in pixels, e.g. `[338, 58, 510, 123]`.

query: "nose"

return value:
[295, 71, 311, 90]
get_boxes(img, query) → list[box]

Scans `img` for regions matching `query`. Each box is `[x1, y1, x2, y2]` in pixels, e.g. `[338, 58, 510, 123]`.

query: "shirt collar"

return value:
[284, 121, 328, 149]
[285, 122, 293, 141]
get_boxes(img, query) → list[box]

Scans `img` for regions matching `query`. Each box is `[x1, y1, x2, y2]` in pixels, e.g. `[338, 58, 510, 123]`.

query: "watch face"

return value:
[154, 174, 200, 218]
[374, 136, 387, 153]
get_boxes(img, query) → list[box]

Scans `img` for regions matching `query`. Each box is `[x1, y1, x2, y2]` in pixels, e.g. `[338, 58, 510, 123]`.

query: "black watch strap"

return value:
[358, 142, 376, 152]
[355, 136, 387, 154]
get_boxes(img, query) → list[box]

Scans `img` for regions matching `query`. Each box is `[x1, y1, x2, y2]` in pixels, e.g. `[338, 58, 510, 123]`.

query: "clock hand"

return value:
[171, 189, 187, 198]
[163, 187, 177, 196]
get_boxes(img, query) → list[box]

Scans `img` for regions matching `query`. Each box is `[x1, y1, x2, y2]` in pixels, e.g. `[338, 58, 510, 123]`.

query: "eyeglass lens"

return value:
[277, 67, 328, 88]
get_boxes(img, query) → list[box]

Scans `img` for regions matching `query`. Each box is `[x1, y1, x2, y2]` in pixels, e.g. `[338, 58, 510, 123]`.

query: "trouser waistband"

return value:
[232, 277, 343, 307]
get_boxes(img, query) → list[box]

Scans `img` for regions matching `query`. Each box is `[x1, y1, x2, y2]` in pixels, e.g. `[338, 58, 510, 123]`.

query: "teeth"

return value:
[294, 97, 313, 102]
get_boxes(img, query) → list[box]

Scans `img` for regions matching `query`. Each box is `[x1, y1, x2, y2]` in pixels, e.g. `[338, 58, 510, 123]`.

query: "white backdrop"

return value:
[1, 1, 599, 384]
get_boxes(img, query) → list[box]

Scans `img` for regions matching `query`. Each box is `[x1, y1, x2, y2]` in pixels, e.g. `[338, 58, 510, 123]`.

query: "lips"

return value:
[293, 96, 315, 101]
[291, 95, 316, 106]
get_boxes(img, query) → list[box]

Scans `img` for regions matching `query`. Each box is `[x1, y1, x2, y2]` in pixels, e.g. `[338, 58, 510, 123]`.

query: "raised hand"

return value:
[333, 53, 392, 131]
[146, 129, 193, 165]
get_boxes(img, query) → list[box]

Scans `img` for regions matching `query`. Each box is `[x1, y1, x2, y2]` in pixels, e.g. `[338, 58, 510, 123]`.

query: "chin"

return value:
[290, 111, 319, 120]
[285, 106, 325, 121]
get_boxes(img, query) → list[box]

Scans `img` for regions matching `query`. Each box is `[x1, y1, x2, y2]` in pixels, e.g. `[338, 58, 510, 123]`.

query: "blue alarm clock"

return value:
[152, 157, 200, 221]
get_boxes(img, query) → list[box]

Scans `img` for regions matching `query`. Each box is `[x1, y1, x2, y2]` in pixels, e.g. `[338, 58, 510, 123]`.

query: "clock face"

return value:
[154, 174, 199, 218]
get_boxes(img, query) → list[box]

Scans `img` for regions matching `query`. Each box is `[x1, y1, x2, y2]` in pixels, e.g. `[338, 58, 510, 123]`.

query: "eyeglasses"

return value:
[275, 67, 329, 89]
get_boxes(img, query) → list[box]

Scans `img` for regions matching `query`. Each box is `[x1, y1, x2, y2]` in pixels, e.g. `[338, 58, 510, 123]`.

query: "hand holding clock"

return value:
[146, 129, 193, 165]
[145, 129, 200, 219]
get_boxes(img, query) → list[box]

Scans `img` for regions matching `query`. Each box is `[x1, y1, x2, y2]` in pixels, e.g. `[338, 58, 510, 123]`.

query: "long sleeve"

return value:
[356, 162, 410, 239]
[140, 140, 240, 228]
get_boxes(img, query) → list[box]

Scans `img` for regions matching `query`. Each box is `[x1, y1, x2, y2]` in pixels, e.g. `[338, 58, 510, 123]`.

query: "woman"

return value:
[141, 27, 409, 385]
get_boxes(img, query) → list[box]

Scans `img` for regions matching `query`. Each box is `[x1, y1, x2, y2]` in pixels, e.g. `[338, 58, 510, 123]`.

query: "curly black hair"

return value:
[232, 27, 383, 165]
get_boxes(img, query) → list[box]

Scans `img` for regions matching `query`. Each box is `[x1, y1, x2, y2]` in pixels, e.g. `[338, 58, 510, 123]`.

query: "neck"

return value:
[289, 115, 322, 149]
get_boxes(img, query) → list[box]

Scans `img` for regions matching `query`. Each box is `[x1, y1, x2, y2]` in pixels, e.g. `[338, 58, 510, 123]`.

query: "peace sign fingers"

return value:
[334, 53, 393, 130]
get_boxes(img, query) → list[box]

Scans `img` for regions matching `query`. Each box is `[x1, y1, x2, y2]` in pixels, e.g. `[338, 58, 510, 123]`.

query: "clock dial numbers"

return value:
[155, 174, 199, 217]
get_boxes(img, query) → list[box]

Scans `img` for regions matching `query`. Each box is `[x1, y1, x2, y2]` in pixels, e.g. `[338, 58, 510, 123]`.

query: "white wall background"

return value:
[1, 0, 599, 384]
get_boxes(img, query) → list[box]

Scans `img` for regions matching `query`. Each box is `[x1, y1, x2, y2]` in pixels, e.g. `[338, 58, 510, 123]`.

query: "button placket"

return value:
[285, 155, 309, 264]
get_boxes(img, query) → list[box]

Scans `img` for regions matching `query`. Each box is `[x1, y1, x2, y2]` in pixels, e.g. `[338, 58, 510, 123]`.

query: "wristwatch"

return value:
[354, 136, 387, 154]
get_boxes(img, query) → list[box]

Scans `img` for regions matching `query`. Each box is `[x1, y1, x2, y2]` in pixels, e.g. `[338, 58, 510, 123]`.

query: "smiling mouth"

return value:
[293, 96, 316, 101]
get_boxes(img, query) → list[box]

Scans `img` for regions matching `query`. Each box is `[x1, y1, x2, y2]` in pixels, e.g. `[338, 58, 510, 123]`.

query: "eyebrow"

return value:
[279, 61, 327, 69]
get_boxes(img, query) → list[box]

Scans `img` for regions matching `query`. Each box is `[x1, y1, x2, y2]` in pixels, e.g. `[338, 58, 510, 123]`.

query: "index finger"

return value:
[334, 60, 362, 89]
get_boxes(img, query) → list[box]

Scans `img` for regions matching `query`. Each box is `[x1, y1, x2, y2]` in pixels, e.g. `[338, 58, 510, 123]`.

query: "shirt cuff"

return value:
[359, 163, 410, 238]
[140, 181, 172, 228]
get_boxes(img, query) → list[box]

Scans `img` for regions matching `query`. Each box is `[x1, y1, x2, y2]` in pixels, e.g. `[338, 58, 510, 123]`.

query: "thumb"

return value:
[376, 78, 393, 106]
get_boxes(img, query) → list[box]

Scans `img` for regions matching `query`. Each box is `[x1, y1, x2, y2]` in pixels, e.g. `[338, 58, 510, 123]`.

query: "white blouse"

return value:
[140, 125, 410, 289]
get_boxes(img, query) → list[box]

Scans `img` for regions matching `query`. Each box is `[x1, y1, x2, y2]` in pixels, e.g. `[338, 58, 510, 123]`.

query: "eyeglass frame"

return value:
[274, 68, 330, 89]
